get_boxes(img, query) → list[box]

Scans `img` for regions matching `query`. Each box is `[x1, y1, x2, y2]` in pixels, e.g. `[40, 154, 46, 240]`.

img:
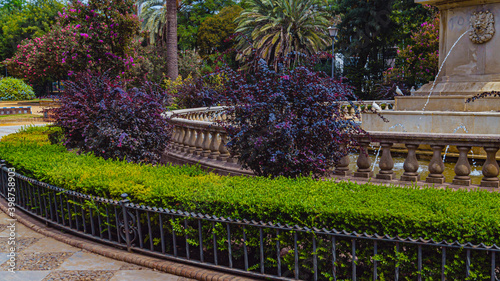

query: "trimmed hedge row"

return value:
[2, 126, 500, 248]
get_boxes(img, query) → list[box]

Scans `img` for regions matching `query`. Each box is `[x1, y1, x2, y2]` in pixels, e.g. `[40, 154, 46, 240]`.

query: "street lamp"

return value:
[328, 24, 339, 78]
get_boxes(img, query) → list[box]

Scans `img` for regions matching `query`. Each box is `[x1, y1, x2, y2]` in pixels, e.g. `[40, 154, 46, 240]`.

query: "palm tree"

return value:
[234, 0, 330, 68]
[166, 0, 178, 79]
[137, 0, 178, 79]
[138, 0, 168, 45]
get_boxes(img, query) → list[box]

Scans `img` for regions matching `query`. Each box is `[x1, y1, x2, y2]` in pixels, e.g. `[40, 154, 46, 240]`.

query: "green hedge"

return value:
[0, 77, 35, 101]
[3, 126, 500, 278]
[1, 126, 500, 246]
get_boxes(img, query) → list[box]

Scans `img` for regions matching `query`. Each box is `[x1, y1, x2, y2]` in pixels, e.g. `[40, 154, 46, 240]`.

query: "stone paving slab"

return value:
[2, 270, 51, 281]
[0, 237, 40, 253]
[0, 252, 73, 271]
[57, 251, 129, 271]
[22, 237, 80, 253]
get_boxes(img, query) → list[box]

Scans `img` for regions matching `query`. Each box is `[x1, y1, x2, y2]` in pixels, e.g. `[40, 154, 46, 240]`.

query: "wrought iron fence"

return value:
[0, 160, 499, 280]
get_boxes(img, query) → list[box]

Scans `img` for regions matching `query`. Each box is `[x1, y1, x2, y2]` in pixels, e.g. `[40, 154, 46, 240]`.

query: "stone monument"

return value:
[363, 0, 500, 134]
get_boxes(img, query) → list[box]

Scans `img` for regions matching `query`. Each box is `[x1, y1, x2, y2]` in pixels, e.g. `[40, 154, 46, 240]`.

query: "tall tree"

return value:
[139, 0, 168, 45]
[196, 5, 242, 58]
[177, 0, 236, 50]
[335, 0, 435, 98]
[166, 0, 178, 79]
[234, 0, 330, 69]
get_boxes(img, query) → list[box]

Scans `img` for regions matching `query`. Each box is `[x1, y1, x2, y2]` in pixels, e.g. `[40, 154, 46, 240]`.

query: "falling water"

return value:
[442, 124, 469, 162]
[372, 124, 408, 171]
[421, 28, 472, 113]
[372, 146, 382, 172]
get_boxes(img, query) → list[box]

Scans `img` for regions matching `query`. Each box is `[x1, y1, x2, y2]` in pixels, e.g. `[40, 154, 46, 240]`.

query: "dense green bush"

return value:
[2, 126, 500, 279]
[0, 77, 35, 100]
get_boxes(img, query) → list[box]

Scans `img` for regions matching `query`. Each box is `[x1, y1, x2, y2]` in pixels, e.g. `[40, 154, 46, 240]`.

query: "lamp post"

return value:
[328, 24, 339, 79]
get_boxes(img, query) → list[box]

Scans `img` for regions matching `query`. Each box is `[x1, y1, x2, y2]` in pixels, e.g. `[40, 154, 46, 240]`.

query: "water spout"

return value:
[421, 28, 472, 113]
[442, 124, 469, 162]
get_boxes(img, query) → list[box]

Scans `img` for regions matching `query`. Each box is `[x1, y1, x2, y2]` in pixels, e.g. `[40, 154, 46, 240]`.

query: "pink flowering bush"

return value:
[4, 0, 143, 87]
[384, 9, 439, 87]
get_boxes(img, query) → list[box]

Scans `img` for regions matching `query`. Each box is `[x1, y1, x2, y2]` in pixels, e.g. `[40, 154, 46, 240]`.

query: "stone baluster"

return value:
[480, 146, 500, 188]
[193, 128, 204, 155]
[176, 127, 185, 151]
[453, 146, 471, 186]
[334, 145, 351, 176]
[376, 142, 394, 180]
[216, 111, 223, 121]
[401, 144, 420, 182]
[426, 145, 445, 184]
[171, 127, 180, 150]
[186, 128, 198, 154]
[201, 130, 212, 157]
[217, 133, 231, 161]
[354, 141, 373, 178]
[209, 131, 221, 159]
[180, 127, 190, 153]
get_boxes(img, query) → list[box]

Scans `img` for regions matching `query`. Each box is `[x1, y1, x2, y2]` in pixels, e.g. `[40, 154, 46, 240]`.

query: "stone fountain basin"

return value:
[362, 110, 500, 134]
[362, 111, 500, 159]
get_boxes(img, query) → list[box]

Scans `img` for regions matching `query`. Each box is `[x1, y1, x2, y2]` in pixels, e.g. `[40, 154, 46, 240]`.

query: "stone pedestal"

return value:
[414, 0, 500, 98]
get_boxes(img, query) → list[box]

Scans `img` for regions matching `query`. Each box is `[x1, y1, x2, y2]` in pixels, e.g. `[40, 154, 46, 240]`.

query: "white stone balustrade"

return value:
[163, 107, 248, 176]
[164, 106, 500, 189]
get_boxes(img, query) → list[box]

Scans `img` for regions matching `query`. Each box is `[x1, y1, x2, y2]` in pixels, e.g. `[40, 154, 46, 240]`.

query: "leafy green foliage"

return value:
[0, 77, 35, 100]
[335, 0, 435, 98]
[0, 0, 64, 63]
[235, 0, 330, 69]
[197, 5, 242, 58]
[178, 50, 202, 79]
[2, 126, 500, 278]
[177, 0, 237, 50]
[384, 8, 439, 87]
[0, 0, 24, 12]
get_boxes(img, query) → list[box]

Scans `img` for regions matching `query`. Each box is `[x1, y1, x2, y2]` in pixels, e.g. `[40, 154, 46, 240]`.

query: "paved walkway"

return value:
[0, 208, 194, 281]
[0, 124, 48, 137]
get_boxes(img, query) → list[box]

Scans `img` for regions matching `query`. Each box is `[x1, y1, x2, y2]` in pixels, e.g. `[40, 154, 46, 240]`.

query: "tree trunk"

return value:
[166, 0, 178, 79]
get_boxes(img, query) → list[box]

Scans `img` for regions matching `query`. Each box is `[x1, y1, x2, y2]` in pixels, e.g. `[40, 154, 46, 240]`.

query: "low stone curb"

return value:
[0, 198, 260, 281]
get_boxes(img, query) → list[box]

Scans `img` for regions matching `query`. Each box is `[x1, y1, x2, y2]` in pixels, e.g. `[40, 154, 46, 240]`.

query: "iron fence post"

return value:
[120, 193, 132, 252]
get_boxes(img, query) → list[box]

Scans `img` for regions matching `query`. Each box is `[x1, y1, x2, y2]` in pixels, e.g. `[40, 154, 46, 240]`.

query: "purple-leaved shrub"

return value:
[53, 72, 171, 164]
[193, 52, 366, 178]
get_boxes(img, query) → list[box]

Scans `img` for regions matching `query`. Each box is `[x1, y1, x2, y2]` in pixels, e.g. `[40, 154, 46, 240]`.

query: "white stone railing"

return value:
[162, 103, 500, 191]
[163, 106, 247, 175]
